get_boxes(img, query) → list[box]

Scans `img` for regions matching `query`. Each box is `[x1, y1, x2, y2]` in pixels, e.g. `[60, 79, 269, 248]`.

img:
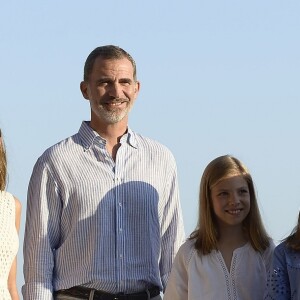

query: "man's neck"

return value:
[90, 119, 128, 161]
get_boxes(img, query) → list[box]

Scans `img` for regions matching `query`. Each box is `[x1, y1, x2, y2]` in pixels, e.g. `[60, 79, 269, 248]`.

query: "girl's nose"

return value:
[229, 193, 240, 206]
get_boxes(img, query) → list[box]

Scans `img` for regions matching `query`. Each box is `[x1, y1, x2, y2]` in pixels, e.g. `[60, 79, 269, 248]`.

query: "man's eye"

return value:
[99, 81, 108, 85]
[120, 81, 131, 86]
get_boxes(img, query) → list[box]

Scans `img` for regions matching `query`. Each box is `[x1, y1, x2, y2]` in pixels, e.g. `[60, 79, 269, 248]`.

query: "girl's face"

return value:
[210, 174, 250, 229]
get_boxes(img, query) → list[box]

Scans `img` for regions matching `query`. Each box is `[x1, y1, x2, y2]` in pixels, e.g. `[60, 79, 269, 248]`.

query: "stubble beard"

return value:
[95, 102, 133, 124]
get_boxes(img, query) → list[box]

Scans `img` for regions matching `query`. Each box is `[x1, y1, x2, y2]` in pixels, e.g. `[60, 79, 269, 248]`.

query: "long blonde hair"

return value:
[0, 129, 7, 190]
[189, 155, 270, 255]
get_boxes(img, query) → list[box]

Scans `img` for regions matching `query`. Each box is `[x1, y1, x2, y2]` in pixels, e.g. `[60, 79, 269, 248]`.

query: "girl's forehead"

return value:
[211, 172, 246, 188]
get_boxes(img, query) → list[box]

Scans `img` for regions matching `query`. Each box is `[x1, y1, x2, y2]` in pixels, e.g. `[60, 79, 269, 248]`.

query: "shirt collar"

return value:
[78, 121, 137, 150]
[123, 128, 137, 148]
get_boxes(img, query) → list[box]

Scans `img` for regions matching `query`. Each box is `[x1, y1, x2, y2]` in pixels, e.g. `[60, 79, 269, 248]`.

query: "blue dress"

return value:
[265, 241, 300, 300]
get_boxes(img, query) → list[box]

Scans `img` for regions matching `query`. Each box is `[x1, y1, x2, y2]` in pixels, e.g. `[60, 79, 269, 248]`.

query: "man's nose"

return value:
[108, 83, 122, 98]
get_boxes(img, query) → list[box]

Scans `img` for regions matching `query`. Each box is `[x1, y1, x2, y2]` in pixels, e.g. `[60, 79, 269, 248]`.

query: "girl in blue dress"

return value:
[265, 211, 300, 299]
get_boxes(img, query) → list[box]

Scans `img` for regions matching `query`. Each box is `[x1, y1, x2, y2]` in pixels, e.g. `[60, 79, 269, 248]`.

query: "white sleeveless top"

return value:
[0, 191, 19, 300]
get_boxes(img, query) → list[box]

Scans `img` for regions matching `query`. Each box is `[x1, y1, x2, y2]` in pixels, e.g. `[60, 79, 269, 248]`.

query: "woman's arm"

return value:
[8, 196, 21, 300]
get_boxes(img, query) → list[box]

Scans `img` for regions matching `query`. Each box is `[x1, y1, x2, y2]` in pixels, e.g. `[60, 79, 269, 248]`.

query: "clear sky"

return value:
[1, 0, 299, 294]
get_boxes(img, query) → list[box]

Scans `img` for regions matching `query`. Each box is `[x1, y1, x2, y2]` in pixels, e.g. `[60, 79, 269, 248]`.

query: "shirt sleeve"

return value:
[264, 243, 291, 300]
[22, 157, 62, 300]
[159, 159, 185, 291]
[163, 243, 189, 300]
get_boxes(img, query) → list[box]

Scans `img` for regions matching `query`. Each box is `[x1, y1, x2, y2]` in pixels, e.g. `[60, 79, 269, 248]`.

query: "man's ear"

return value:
[134, 81, 141, 95]
[80, 81, 89, 100]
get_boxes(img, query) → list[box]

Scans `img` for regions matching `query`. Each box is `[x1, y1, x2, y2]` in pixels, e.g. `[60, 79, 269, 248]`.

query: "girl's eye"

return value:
[239, 189, 249, 195]
[218, 192, 228, 197]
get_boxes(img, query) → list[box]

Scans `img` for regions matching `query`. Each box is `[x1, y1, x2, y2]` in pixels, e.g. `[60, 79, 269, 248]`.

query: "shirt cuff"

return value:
[22, 282, 53, 300]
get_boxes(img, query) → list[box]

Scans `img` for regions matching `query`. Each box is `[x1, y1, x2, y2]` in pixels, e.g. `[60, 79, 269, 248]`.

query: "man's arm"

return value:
[22, 157, 61, 300]
[159, 161, 185, 291]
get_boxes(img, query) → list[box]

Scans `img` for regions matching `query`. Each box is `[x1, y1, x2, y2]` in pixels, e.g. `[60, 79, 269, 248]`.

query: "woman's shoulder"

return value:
[0, 191, 21, 210]
[0, 190, 14, 202]
[13, 195, 21, 215]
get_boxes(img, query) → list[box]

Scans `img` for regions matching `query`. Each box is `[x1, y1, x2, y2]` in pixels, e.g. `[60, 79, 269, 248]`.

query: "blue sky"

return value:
[1, 0, 299, 293]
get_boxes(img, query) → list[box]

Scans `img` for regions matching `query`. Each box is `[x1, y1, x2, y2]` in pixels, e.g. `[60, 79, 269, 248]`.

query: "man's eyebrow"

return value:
[96, 77, 112, 83]
[119, 78, 133, 82]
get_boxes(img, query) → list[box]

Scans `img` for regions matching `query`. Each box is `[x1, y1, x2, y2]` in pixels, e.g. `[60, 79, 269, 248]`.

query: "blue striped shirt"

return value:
[22, 121, 185, 299]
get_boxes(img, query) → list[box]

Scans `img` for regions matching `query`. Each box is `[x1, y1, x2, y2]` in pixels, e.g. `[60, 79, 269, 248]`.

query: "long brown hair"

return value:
[284, 212, 300, 251]
[0, 129, 7, 190]
[189, 155, 270, 255]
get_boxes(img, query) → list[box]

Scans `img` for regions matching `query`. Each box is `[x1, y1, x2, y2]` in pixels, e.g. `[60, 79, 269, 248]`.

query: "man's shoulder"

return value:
[133, 132, 174, 154]
[38, 132, 80, 163]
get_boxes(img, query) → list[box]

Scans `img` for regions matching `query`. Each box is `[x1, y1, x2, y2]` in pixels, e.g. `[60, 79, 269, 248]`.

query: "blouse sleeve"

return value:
[263, 240, 275, 272]
[163, 241, 192, 300]
[264, 243, 291, 299]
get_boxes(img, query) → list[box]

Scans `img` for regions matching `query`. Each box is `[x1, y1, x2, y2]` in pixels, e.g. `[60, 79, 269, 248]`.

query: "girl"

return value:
[164, 155, 274, 300]
[265, 211, 300, 299]
[0, 129, 21, 300]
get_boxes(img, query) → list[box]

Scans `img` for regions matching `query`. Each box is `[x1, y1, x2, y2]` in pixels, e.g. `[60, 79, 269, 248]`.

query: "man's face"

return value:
[80, 57, 140, 126]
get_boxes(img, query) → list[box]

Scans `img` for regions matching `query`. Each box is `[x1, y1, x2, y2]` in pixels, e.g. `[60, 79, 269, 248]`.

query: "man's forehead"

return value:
[92, 57, 134, 75]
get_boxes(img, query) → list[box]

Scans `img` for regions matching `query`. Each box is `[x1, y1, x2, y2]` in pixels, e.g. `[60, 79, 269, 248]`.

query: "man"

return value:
[23, 45, 185, 300]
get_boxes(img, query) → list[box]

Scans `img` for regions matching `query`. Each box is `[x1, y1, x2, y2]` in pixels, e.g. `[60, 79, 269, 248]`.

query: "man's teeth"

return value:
[107, 102, 122, 106]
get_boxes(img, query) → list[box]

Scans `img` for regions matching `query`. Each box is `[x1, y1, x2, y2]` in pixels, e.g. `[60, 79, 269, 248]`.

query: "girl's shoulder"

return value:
[275, 240, 300, 256]
[176, 239, 198, 266]
[260, 239, 275, 262]
[264, 239, 276, 253]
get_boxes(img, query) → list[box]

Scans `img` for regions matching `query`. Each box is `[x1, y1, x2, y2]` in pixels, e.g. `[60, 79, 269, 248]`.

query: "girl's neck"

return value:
[217, 225, 248, 251]
[217, 225, 248, 272]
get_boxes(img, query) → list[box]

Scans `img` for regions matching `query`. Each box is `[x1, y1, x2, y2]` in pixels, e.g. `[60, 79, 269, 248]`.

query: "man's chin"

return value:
[103, 112, 128, 124]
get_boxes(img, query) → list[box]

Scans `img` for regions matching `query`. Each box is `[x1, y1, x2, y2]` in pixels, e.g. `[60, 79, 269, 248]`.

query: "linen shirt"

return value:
[164, 239, 274, 300]
[265, 241, 300, 300]
[22, 121, 185, 300]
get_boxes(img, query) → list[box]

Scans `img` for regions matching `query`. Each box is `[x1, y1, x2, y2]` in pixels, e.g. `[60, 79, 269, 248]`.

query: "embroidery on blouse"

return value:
[231, 254, 238, 300]
[217, 253, 232, 299]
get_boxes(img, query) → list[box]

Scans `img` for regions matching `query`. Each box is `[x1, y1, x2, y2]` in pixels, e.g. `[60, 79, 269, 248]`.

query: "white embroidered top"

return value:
[0, 191, 19, 300]
[164, 239, 274, 300]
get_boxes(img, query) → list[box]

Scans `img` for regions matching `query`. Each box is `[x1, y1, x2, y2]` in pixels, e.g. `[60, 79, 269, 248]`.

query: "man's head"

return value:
[83, 45, 137, 82]
[80, 45, 140, 127]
